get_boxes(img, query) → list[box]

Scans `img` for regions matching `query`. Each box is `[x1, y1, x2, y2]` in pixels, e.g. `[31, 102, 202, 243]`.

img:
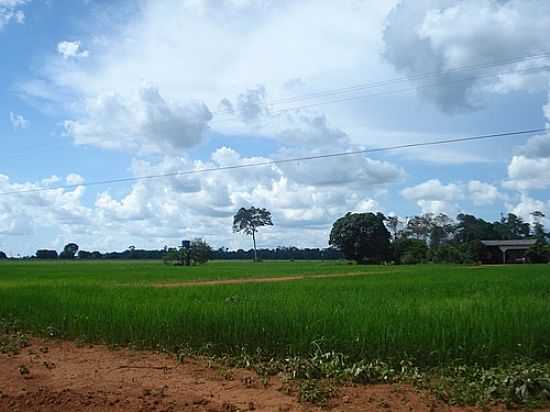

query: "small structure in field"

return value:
[480, 239, 536, 264]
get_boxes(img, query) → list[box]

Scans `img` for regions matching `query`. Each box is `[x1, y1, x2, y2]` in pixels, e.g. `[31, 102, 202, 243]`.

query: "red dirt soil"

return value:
[0, 338, 515, 412]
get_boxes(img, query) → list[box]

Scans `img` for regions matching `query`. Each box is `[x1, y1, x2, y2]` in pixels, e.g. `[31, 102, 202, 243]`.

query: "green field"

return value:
[1, 260, 549, 367]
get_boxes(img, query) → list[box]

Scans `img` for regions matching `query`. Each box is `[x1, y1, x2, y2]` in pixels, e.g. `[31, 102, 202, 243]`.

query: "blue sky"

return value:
[1, 0, 549, 256]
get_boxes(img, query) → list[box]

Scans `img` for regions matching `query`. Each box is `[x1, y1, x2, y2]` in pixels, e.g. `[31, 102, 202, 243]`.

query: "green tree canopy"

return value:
[233, 206, 273, 262]
[59, 243, 79, 259]
[329, 212, 391, 264]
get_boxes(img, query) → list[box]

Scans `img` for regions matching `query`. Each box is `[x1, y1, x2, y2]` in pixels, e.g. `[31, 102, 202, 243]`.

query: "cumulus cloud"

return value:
[9, 111, 28, 129]
[0, 0, 28, 29]
[63, 86, 212, 153]
[467, 180, 501, 206]
[519, 132, 550, 159]
[401, 179, 465, 216]
[57, 41, 89, 59]
[383, 0, 550, 111]
[278, 154, 404, 188]
[503, 155, 550, 191]
[236, 85, 268, 123]
[504, 91, 550, 191]
[277, 112, 349, 147]
[66, 173, 85, 186]
[0, 173, 92, 237]
[401, 179, 462, 202]
[507, 193, 549, 228]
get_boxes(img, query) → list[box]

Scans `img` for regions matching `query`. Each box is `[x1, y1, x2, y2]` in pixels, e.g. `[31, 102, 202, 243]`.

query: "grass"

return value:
[0, 259, 374, 286]
[1, 260, 549, 367]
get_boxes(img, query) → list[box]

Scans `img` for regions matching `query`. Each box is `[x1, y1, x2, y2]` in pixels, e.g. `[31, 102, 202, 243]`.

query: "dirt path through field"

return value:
[151, 271, 394, 288]
[0, 337, 507, 412]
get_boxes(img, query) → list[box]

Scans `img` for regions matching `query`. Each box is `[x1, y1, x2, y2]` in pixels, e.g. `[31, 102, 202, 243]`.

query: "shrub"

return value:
[526, 243, 550, 264]
[393, 238, 428, 264]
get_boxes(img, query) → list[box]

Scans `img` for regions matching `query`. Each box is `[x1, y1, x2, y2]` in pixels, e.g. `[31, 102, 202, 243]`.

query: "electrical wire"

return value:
[0, 128, 545, 196]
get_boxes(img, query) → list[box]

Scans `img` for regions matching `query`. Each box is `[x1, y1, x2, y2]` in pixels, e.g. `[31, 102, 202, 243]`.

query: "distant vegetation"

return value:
[3, 209, 548, 265]
[330, 211, 549, 265]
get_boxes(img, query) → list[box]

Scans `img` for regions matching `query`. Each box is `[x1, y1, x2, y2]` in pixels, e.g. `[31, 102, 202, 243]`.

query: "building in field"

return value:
[480, 239, 536, 264]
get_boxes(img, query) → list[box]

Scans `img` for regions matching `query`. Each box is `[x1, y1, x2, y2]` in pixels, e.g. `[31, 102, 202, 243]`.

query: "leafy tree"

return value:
[162, 248, 181, 265]
[163, 239, 212, 266]
[494, 213, 530, 240]
[59, 243, 79, 259]
[429, 213, 455, 246]
[329, 212, 391, 264]
[0, 251, 7, 259]
[189, 238, 212, 264]
[385, 216, 402, 241]
[392, 238, 428, 264]
[233, 206, 273, 262]
[455, 214, 496, 242]
[36, 250, 58, 259]
[531, 211, 547, 244]
[78, 250, 92, 259]
[526, 243, 549, 263]
[406, 215, 431, 241]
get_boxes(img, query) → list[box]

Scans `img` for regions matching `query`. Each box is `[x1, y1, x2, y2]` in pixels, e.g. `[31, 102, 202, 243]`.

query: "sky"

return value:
[1, 0, 549, 256]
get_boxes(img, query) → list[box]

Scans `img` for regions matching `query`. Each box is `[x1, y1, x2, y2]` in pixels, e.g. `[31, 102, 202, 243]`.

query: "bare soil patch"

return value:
[0, 337, 516, 412]
[152, 271, 393, 288]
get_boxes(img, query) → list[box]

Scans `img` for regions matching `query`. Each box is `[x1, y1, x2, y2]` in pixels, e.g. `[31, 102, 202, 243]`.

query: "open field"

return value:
[1, 261, 550, 366]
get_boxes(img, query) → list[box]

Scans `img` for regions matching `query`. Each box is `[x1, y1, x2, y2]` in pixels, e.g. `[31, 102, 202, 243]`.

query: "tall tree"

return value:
[329, 212, 391, 264]
[455, 214, 496, 242]
[233, 207, 273, 262]
[385, 216, 402, 241]
[406, 215, 431, 241]
[0, 251, 7, 259]
[531, 211, 547, 244]
[430, 213, 455, 246]
[495, 213, 530, 240]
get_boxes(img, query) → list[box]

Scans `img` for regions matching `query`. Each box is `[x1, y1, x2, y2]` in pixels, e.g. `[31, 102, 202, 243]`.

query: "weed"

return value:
[297, 380, 336, 406]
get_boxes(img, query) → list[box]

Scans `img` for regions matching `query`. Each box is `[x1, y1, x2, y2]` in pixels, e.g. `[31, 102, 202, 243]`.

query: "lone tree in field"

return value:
[329, 212, 391, 264]
[59, 243, 79, 259]
[233, 206, 273, 262]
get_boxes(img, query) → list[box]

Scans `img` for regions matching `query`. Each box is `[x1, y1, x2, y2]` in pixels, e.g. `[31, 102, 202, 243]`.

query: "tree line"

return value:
[15, 244, 341, 262]
[2, 206, 548, 265]
[329, 211, 549, 264]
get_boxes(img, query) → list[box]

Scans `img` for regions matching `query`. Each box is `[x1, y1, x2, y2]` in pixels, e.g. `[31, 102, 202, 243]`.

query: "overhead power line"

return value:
[267, 52, 550, 106]
[0, 128, 545, 196]
[212, 65, 549, 123]
[212, 52, 550, 117]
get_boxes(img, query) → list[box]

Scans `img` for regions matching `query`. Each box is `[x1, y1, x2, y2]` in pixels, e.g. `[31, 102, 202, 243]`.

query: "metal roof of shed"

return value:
[481, 240, 536, 247]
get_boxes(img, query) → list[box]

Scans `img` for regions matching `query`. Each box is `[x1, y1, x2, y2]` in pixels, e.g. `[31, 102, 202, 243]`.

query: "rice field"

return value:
[1, 260, 549, 367]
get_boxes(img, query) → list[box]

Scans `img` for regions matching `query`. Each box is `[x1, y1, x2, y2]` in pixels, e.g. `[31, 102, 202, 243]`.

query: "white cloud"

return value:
[401, 179, 462, 202]
[519, 132, 550, 159]
[503, 155, 550, 191]
[507, 193, 549, 228]
[467, 180, 501, 206]
[401, 179, 464, 215]
[66, 173, 85, 186]
[383, 0, 550, 111]
[0, 0, 28, 29]
[63, 86, 212, 153]
[9, 112, 28, 129]
[57, 41, 89, 59]
[416, 199, 457, 216]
